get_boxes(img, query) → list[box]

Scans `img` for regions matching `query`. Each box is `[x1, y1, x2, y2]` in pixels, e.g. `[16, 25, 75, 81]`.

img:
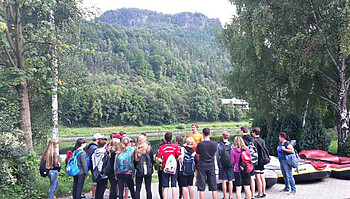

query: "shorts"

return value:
[218, 167, 234, 181]
[234, 172, 251, 187]
[178, 173, 194, 187]
[250, 168, 255, 176]
[197, 169, 217, 191]
[254, 164, 265, 174]
[162, 171, 178, 188]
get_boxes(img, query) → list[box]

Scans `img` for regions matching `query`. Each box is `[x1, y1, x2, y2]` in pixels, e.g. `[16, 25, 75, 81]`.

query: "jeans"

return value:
[96, 178, 108, 199]
[73, 174, 86, 199]
[280, 159, 296, 192]
[108, 173, 118, 199]
[117, 173, 135, 199]
[48, 170, 59, 199]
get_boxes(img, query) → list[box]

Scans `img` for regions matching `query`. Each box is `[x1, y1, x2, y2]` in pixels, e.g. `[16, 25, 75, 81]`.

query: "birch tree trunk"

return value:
[50, 10, 59, 145]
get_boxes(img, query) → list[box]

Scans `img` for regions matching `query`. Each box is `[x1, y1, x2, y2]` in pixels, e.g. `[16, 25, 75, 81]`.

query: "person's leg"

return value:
[199, 191, 205, 199]
[48, 170, 59, 199]
[250, 171, 255, 198]
[285, 164, 296, 193]
[177, 172, 182, 199]
[207, 170, 218, 199]
[158, 170, 164, 199]
[235, 186, 242, 199]
[135, 176, 143, 199]
[92, 170, 97, 199]
[261, 173, 266, 195]
[97, 178, 108, 199]
[145, 175, 152, 199]
[125, 174, 135, 199]
[222, 180, 227, 199]
[279, 160, 290, 191]
[163, 171, 170, 199]
[124, 188, 129, 199]
[108, 174, 117, 199]
[171, 172, 178, 199]
[182, 187, 188, 199]
[228, 181, 233, 199]
[117, 174, 125, 199]
[76, 174, 86, 199]
[196, 170, 206, 199]
[255, 173, 262, 196]
[187, 175, 194, 199]
[243, 185, 251, 199]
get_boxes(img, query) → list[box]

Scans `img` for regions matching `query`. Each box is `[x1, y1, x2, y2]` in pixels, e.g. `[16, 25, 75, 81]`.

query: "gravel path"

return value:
[58, 177, 350, 199]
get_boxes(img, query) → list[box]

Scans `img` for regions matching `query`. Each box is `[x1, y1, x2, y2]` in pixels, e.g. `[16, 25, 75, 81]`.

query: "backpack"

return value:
[164, 154, 177, 174]
[255, 140, 270, 165]
[117, 151, 131, 173]
[66, 150, 84, 176]
[220, 142, 233, 168]
[136, 152, 154, 177]
[286, 149, 299, 168]
[65, 150, 73, 166]
[66, 150, 90, 169]
[182, 150, 196, 176]
[92, 156, 104, 182]
[247, 142, 259, 166]
[238, 150, 254, 173]
[101, 151, 113, 175]
[39, 159, 49, 177]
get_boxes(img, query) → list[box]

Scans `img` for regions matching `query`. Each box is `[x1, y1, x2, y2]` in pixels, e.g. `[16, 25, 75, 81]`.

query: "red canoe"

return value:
[299, 150, 350, 179]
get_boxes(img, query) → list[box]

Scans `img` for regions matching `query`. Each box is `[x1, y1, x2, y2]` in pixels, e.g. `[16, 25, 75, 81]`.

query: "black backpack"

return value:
[39, 159, 49, 177]
[255, 140, 270, 165]
[101, 151, 113, 175]
[220, 142, 233, 168]
[136, 152, 153, 177]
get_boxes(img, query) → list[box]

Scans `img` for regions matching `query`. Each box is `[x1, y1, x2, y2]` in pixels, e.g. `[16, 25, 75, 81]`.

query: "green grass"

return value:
[59, 121, 249, 138]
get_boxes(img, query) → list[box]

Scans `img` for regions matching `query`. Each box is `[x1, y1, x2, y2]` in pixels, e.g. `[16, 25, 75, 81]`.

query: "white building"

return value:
[221, 98, 249, 110]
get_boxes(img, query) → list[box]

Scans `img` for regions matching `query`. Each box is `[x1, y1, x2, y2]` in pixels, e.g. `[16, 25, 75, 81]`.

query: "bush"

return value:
[251, 115, 268, 140]
[299, 110, 331, 151]
[178, 123, 186, 129]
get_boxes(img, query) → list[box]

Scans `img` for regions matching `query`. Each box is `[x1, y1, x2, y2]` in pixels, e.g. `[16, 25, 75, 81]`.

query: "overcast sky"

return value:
[83, 0, 236, 25]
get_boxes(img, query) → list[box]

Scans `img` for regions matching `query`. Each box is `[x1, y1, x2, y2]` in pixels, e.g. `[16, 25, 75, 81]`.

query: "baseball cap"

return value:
[93, 133, 102, 140]
[113, 134, 122, 139]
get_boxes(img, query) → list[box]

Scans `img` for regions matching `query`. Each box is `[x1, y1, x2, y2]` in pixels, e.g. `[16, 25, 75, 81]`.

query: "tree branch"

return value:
[317, 69, 337, 89]
[0, 53, 11, 67]
[3, 46, 16, 67]
[1, 1, 17, 53]
[320, 95, 337, 110]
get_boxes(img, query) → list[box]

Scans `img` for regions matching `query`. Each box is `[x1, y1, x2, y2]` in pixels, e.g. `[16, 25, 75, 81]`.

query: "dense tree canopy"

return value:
[220, 0, 350, 153]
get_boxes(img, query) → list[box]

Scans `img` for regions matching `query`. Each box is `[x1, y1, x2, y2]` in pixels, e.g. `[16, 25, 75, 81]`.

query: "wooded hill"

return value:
[55, 9, 240, 127]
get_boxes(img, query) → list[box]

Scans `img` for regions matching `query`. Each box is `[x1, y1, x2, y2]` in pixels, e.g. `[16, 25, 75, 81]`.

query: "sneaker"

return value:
[288, 191, 296, 195]
[280, 188, 290, 192]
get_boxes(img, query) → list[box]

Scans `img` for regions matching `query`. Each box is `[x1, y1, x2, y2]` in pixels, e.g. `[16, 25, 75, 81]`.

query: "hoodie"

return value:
[92, 148, 108, 179]
[231, 147, 251, 172]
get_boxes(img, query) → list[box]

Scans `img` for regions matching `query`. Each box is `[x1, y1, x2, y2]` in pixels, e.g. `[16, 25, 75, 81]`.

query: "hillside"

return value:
[58, 8, 238, 127]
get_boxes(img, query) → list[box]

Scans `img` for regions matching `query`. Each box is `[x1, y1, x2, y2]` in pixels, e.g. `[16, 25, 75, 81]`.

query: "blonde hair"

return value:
[234, 136, 247, 150]
[186, 137, 194, 146]
[116, 142, 127, 159]
[108, 138, 120, 152]
[40, 139, 60, 169]
[134, 135, 150, 162]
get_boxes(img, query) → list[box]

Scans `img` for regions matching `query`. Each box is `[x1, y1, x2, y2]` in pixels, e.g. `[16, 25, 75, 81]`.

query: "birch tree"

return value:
[220, 0, 350, 153]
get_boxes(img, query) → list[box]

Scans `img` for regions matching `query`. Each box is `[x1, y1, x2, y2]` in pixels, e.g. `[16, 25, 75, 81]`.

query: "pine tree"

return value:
[299, 110, 330, 151]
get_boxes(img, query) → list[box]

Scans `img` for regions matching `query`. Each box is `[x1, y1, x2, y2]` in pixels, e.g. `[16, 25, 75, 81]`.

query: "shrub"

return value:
[178, 123, 186, 129]
[251, 115, 268, 140]
[299, 110, 331, 151]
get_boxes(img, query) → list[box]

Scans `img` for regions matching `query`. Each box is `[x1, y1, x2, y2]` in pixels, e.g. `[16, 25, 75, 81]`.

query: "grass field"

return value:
[59, 121, 249, 138]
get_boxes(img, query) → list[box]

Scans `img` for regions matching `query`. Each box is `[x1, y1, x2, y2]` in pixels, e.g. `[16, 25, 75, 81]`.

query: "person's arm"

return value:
[149, 148, 155, 165]
[157, 147, 163, 163]
[176, 146, 182, 161]
[282, 143, 295, 154]
[80, 152, 89, 178]
[114, 153, 118, 178]
[216, 144, 221, 168]
[231, 149, 236, 165]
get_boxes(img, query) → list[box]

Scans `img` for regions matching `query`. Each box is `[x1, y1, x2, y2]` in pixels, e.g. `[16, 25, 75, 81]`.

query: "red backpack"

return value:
[239, 150, 254, 173]
[66, 150, 73, 165]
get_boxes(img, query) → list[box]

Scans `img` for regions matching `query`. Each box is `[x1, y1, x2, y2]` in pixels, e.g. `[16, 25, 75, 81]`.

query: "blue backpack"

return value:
[117, 151, 131, 173]
[66, 150, 84, 176]
[182, 150, 196, 176]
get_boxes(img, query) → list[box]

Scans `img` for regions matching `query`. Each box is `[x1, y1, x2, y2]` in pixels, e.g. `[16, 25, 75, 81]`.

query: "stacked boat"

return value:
[265, 156, 331, 183]
[299, 150, 350, 179]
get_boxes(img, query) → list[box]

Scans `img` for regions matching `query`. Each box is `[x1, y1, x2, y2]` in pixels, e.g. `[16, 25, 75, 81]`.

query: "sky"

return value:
[83, 0, 236, 25]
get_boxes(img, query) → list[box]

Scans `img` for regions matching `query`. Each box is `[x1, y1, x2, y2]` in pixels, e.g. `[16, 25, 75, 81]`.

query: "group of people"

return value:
[40, 124, 297, 199]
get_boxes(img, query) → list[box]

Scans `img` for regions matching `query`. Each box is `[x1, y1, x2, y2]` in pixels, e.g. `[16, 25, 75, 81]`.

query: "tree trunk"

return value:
[50, 10, 59, 142]
[336, 56, 349, 153]
[17, 81, 33, 152]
